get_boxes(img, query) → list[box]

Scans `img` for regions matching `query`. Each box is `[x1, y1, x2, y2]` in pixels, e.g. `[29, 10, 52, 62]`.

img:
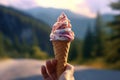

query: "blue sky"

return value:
[0, 0, 117, 17]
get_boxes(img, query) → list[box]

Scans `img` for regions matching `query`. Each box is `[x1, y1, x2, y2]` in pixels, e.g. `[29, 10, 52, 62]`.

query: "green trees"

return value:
[82, 12, 104, 60]
[0, 32, 12, 58]
[69, 12, 104, 63]
[93, 12, 104, 57]
[0, 32, 5, 58]
[82, 25, 94, 59]
[32, 46, 48, 59]
[0, 31, 48, 59]
[106, 0, 120, 63]
[0, 34, 49, 59]
[0, 5, 51, 59]
[4, 37, 13, 51]
[69, 40, 81, 61]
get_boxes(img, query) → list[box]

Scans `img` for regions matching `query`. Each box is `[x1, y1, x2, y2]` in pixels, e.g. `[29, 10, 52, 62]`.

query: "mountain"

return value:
[24, 7, 114, 39]
[0, 5, 53, 55]
[102, 14, 114, 22]
[24, 7, 95, 39]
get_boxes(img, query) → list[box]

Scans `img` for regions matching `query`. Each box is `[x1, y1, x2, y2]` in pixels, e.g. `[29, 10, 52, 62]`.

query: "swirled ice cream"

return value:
[50, 12, 74, 41]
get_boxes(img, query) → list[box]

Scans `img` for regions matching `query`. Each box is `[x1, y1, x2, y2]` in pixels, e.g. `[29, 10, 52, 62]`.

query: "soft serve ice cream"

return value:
[50, 12, 75, 78]
[50, 12, 74, 41]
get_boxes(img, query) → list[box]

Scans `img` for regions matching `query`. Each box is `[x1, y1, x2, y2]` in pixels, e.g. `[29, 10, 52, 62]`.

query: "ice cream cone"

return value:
[52, 41, 71, 78]
[50, 12, 74, 79]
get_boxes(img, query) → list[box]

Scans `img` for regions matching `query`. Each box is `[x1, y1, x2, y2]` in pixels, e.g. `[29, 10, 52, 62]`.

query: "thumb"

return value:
[59, 63, 74, 80]
[64, 63, 74, 75]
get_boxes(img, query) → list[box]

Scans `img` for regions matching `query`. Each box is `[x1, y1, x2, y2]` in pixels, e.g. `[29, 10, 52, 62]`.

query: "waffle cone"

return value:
[52, 41, 71, 78]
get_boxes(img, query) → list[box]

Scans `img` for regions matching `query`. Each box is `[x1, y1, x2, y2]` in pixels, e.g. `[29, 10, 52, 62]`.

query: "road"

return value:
[0, 59, 120, 80]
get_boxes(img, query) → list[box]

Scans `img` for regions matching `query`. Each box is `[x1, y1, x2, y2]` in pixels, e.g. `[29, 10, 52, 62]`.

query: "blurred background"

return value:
[0, 0, 120, 80]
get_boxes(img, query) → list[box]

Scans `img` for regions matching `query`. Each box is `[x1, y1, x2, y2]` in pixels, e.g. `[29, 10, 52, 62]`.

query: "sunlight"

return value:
[0, 0, 115, 18]
[35, 0, 83, 11]
[35, 0, 95, 17]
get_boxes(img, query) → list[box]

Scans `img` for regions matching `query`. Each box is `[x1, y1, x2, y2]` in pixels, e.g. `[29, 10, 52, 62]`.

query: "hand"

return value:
[41, 59, 74, 80]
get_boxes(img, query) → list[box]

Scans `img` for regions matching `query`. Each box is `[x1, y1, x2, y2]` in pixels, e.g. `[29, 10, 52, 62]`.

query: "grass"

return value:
[70, 58, 120, 70]
[70, 58, 111, 69]
[82, 58, 107, 69]
[107, 61, 120, 70]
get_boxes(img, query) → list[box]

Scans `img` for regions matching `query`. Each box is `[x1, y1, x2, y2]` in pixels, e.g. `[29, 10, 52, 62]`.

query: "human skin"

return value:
[41, 59, 74, 80]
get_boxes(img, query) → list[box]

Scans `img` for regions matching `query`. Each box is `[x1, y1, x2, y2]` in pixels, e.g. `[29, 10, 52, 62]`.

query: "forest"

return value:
[0, 1, 120, 70]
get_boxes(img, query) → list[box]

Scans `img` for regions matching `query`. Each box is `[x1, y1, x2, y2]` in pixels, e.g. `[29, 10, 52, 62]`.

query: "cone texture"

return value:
[52, 41, 70, 78]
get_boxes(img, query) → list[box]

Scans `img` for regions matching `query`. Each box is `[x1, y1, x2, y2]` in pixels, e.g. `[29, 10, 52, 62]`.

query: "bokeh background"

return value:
[0, 0, 120, 80]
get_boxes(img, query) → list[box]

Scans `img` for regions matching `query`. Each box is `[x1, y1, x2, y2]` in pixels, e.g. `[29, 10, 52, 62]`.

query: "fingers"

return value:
[46, 59, 57, 80]
[41, 59, 57, 80]
[41, 60, 74, 80]
[41, 65, 49, 79]
[51, 59, 57, 67]
[46, 60, 54, 74]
